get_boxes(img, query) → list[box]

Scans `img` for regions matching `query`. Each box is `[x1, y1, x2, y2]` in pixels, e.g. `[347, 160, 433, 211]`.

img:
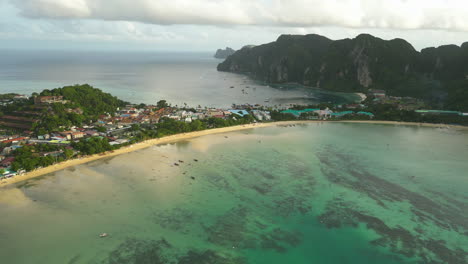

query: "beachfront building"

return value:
[356, 111, 375, 118]
[281, 108, 333, 120]
[206, 109, 225, 118]
[317, 108, 333, 119]
[251, 110, 271, 121]
[368, 89, 386, 98]
[415, 110, 463, 116]
[331, 111, 354, 118]
[191, 113, 205, 120]
[281, 108, 320, 117]
[228, 109, 249, 117]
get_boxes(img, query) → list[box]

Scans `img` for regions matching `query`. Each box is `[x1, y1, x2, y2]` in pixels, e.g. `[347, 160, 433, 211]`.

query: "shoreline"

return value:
[0, 120, 466, 188]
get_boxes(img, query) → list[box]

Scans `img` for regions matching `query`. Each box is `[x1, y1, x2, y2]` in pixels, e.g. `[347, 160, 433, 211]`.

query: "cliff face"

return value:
[217, 34, 468, 110]
[214, 47, 236, 59]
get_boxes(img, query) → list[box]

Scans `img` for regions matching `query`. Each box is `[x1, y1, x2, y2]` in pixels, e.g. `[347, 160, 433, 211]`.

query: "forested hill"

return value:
[217, 34, 468, 111]
[39, 84, 128, 116]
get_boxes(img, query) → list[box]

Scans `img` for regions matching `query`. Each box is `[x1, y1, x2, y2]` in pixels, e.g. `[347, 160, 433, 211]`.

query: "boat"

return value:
[264, 98, 270, 102]
[99, 233, 108, 238]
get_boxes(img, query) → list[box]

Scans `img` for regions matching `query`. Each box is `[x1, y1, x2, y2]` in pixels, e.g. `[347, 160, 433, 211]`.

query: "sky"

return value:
[1, 0, 468, 51]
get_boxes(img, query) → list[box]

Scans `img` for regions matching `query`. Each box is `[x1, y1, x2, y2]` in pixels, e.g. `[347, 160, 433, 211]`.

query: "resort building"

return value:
[368, 89, 386, 98]
[34, 96, 68, 105]
[251, 110, 271, 121]
[228, 109, 249, 117]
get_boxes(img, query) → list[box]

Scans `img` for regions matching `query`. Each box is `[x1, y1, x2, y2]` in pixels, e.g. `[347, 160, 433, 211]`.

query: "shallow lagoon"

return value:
[0, 123, 466, 264]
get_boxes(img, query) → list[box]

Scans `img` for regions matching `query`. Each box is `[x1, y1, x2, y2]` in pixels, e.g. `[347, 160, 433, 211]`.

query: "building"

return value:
[317, 108, 333, 119]
[369, 89, 386, 98]
[415, 110, 462, 116]
[331, 111, 354, 117]
[13, 94, 29, 100]
[1, 137, 28, 144]
[41, 150, 64, 157]
[356, 111, 375, 118]
[85, 130, 99, 137]
[251, 110, 271, 121]
[281, 109, 320, 117]
[58, 132, 72, 140]
[34, 96, 68, 105]
[71, 132, 85, 139]
[228, 110, 249, 117]
[344, 104, 363, 109]
[59, 131, 85, 140]
[0, 157, 15, 168]
[206, 109, 225, 118]
[38, 134, 51, 140]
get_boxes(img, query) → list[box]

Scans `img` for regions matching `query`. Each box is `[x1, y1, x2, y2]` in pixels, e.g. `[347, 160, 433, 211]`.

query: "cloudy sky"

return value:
[1, 0, 468, 51]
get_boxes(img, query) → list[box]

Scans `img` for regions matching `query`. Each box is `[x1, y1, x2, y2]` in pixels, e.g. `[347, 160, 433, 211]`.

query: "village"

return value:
[0, 87, 467, 181]
[0, 94, 276, 180]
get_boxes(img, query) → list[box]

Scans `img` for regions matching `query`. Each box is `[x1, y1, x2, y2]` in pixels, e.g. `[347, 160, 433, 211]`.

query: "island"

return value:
[217, 34, 468, 113]
[0, 84, 466, 186]
[214, 47, 236, 59]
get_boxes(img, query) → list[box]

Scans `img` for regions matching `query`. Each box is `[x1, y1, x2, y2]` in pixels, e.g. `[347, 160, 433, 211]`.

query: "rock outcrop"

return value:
[214, 47, 236, 59]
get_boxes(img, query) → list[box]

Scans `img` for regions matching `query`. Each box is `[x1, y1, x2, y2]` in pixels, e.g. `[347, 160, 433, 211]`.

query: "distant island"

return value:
[214, 47, 235, 59]
[217, 33, 468, 112]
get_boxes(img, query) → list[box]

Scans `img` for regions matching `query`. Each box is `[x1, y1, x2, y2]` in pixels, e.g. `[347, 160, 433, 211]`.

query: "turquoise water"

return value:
[0, 123, 466, 264]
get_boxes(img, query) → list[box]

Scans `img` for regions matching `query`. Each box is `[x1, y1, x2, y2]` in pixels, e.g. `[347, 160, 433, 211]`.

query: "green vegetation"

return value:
[0, 93, 20, 100]
[29, 84, 127, 133]
[154, 115, 253, 138]
[156, 100, 169, 109]
[32, 103, 86, 133]
[72, 137, 113, 155]
[40, 84, 128, 117]
[11, 144, 70, 172]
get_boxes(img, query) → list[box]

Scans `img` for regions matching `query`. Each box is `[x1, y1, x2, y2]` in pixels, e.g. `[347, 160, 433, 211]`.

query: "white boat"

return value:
[99, 233, 108, 238]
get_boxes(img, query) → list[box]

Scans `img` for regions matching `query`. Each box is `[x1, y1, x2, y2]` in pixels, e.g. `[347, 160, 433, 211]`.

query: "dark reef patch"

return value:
[259, 228, 302, 253]
[204, 206, 302, 253]
[251, 183, 272, 195]
[177, 250, 246, 264]
[205, 172, 235, 193]
[152, 207, 195, 233]
[204, 206, 251, 248]
[102, 238, 172, 264]
[67, 254, 81, 264]
[101, 238, 245, 264]
[272, 196, 312, 217]
[317, 146, 467, 233]
[317, 200, 467, 264]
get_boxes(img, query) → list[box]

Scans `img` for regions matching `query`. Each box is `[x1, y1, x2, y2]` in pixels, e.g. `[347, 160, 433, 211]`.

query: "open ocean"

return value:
[0, 123, 466, 264]
[0, 49, 359, 107]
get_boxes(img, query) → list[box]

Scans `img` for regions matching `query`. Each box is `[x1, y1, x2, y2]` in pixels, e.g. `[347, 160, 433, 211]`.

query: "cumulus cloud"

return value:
[9, 0, 468, 32]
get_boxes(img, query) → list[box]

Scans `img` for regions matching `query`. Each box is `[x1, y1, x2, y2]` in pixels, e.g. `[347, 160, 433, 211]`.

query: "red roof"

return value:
[0, 157, 15, 165]
[1, 137, 27, 144]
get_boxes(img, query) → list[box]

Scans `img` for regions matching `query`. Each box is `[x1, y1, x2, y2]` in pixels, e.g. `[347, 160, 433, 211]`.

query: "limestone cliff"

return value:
[217, 33, 468, 110]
